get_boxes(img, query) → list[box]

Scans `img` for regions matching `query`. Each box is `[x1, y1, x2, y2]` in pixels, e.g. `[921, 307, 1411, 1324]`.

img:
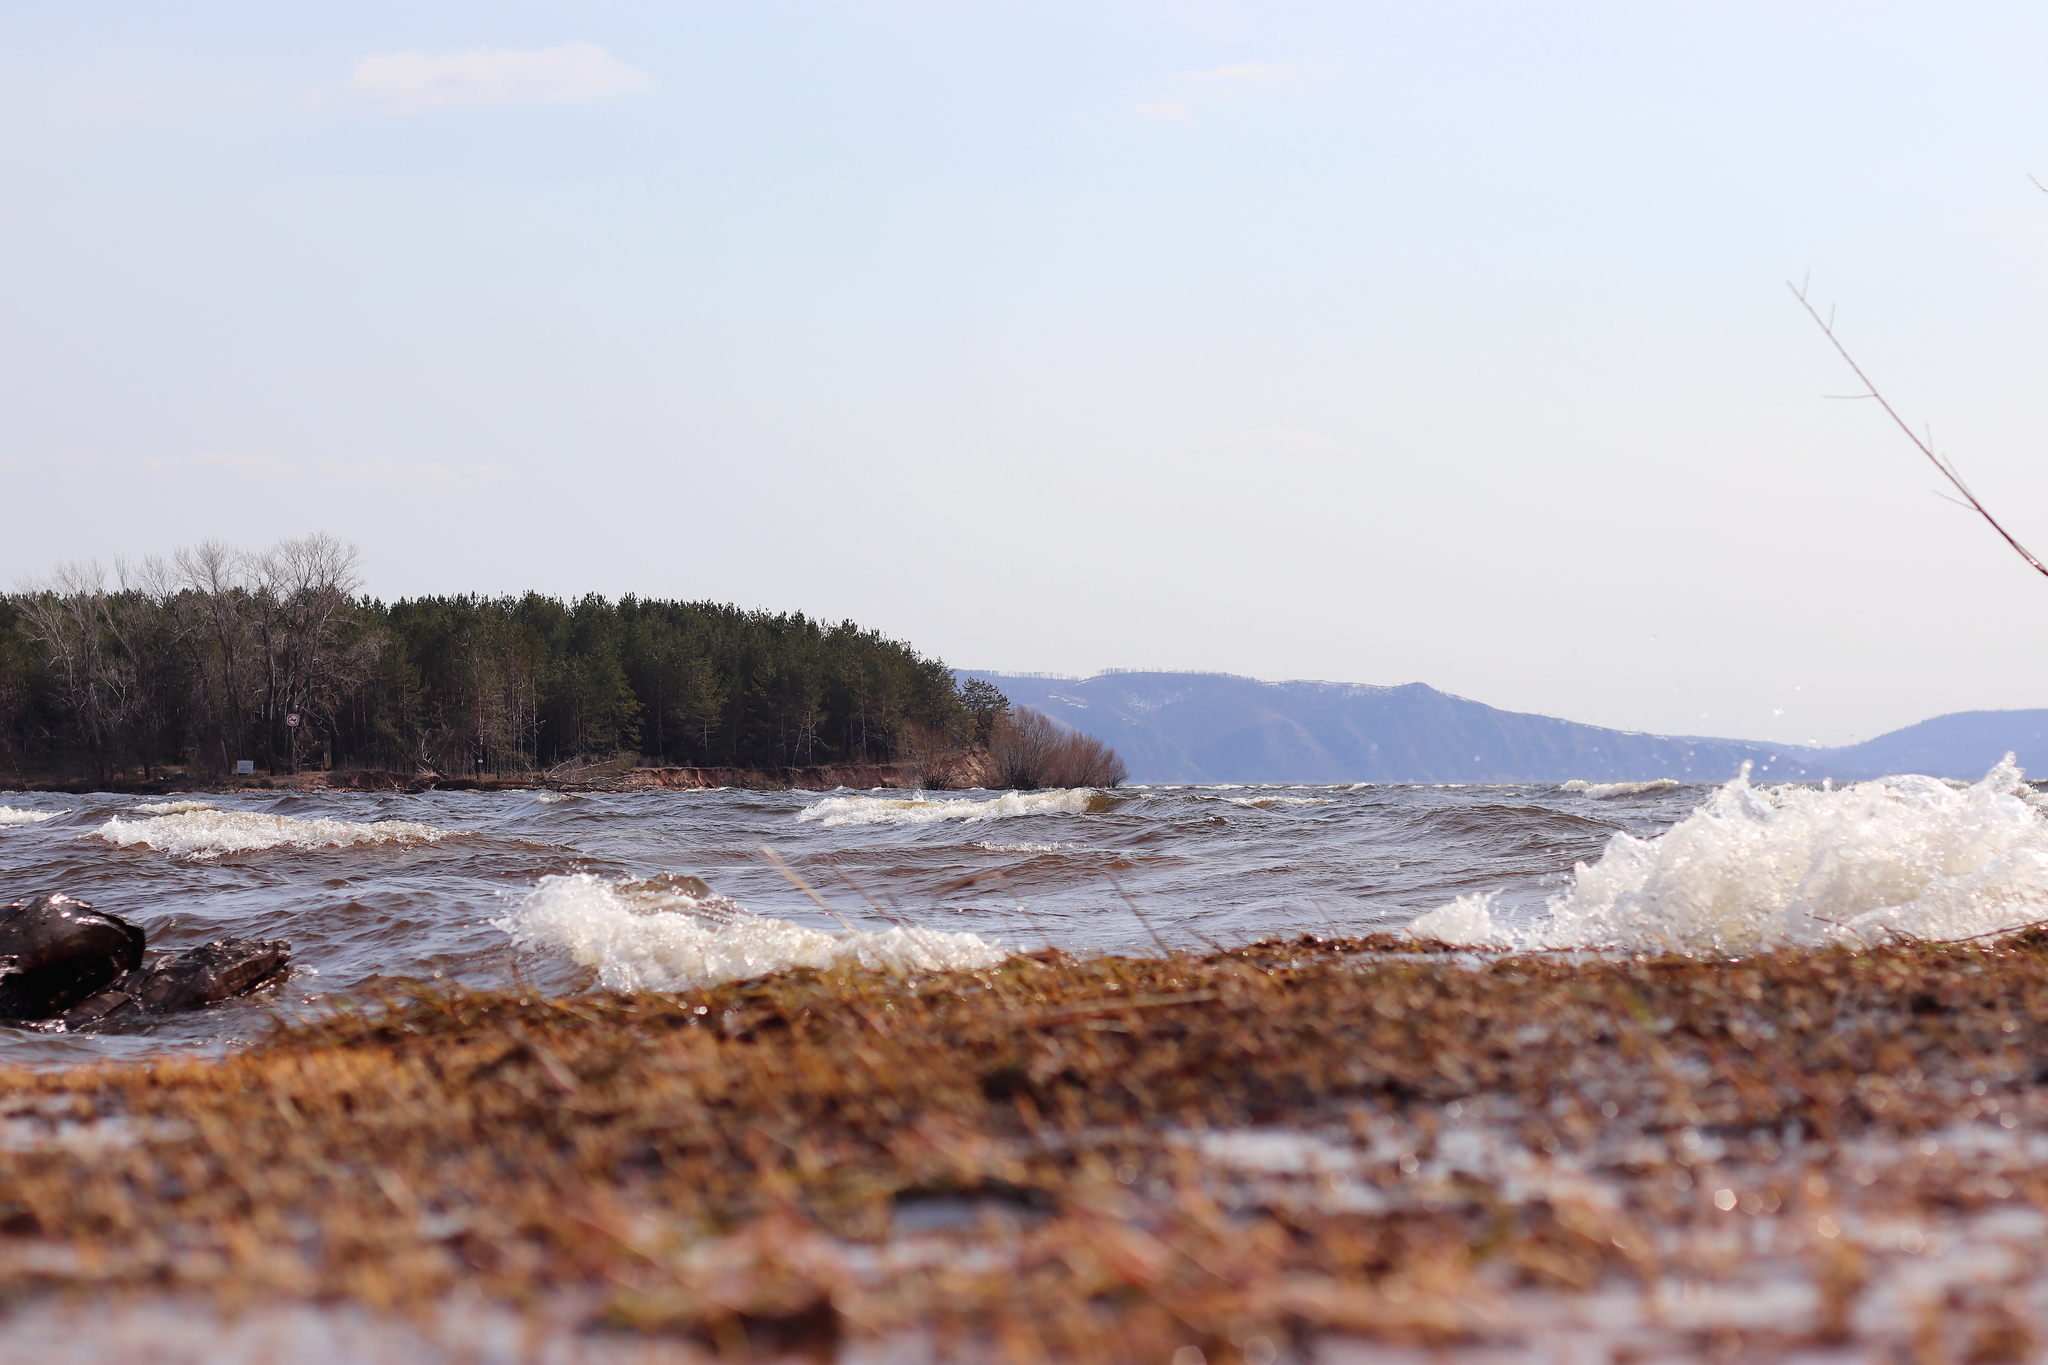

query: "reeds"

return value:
[1, 934, 2047, 1358]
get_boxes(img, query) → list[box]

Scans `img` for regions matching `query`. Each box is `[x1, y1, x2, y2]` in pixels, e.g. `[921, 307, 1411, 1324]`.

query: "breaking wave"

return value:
[1557, 779, 1682, 799]
[1224, 795, 1332, 808]
[495, 872, 1006, 991]
[0, 807, 58, 827]
[130, 800, 216, 815]
[796, 788, 1101, 829]
[1408, 757, 2048, 953]
[95, 810, 452, 860]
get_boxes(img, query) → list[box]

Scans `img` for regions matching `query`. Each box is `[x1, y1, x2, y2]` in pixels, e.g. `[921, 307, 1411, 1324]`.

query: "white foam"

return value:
[1410, 757, 2048, 953]
[0, 807, 58, 827]
[1404, 891, 1511, 947]
[129, 800, 216, 815]
[95, 810, 451, 860]
[1224, 795, 1331, 808]
[796, 788, 1099, 829]
[495, 873, 1006, 991]
[1558, 778, 1682, 799]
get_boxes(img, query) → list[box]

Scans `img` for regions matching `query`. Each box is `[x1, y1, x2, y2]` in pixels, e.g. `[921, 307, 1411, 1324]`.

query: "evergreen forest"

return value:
[0, 536, 1004, 782]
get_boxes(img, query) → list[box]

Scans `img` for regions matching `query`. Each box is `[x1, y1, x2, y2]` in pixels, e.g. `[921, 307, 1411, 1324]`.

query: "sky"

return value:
[3, 1, 2047, 749]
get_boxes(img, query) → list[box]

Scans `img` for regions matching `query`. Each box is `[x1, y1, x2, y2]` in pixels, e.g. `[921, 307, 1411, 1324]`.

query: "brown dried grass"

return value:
[0, 933, 2046, 1358]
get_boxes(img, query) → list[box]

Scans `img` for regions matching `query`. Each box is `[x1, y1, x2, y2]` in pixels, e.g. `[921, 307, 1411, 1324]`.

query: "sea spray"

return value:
[1403, 890, 1512, 947]
[0, 807, 59, 828]
[796, 788, 1101, 829]
[1221, 795, 1333, 808]
[1408, 756, 2048, 952]
[96, 809, 451, 860]
[1557, 779, 1682, 799]
[496, 872, 1006, 991]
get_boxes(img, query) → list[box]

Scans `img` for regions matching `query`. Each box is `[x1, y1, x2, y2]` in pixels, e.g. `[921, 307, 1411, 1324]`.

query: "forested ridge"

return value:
[0, 535, 1002, 782]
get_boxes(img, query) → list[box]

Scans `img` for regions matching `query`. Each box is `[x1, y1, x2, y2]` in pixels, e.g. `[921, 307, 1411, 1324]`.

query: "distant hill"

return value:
[955, 671, 2048, 785]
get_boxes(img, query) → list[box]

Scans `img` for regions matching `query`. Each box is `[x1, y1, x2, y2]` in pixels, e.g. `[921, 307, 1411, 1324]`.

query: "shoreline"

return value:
[0, 753, 999, 798]
[0, 934, 2045, 1359]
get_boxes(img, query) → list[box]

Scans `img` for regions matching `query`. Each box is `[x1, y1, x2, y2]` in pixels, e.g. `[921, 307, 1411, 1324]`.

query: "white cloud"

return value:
[349, 42, 650, 114]
[1200, 63, 1295, 83]
[1135, 100, 1191, 121]
[1135, 61, 1306, 121]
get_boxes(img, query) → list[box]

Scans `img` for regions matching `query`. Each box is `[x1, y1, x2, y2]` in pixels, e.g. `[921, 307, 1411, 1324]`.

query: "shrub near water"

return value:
[988, 706, 1128, 789]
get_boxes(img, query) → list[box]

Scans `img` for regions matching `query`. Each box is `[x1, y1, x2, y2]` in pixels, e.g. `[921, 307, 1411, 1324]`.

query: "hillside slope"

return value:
[958, 671, 2048, 785]
[1822, 710, 2048, 783]
[958, 672, 1828, 784]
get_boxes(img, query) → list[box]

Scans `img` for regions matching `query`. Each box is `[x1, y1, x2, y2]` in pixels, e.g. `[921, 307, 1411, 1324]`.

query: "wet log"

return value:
[64, 937, 291, 1030]
[0, 894, 147, 1020]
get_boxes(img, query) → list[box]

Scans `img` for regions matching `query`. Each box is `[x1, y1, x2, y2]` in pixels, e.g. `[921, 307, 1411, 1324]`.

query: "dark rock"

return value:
[65, 937, 291, 1030]
[0, 894, 147, 1020]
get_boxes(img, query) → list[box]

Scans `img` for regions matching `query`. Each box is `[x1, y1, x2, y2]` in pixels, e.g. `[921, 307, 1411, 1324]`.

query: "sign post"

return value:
[285, 713, 301, 775]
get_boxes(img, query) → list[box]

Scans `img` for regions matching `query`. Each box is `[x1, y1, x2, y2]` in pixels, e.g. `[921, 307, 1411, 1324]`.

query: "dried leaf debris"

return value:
[4, 933, 2048, 1359]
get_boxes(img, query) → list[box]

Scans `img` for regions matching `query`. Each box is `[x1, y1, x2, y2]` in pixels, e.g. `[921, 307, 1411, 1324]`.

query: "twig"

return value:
[1309, 896, 1342, 938]
[1789, 279, 2048, 581]
[826, 862, 905, 925]
[1105, 870, 1173, 956]
[1931, 915, 2048, 946]
[758, 843, 860, 933]
[991, 870, 1055, 952]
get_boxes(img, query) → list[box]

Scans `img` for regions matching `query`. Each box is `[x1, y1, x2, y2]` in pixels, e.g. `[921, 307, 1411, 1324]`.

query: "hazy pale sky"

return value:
[5, 1, 2047, 748]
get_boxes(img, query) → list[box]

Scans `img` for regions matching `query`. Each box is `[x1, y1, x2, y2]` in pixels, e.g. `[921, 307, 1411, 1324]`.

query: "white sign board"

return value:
[236, 760, 255, 775]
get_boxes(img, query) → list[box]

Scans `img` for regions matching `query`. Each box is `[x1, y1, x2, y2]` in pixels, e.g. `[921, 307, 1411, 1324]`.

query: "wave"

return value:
[1223, 795, 1331, 808]
[95, 810, 452, 860]
[495, 872, 1006, 991]
[1408, 756, 2048, 953]
[796, 788, 1101, 829]
[0, 807, 58, 827]
[129, 800, 216, 815]
[1557, 778, 1682, 799]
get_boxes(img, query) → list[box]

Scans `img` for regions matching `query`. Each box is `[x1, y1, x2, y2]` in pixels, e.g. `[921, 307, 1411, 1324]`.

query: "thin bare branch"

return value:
[1105, 870, 1173, 956]
[1789, 280, 2048, 580]
[758, 843, 860, 933]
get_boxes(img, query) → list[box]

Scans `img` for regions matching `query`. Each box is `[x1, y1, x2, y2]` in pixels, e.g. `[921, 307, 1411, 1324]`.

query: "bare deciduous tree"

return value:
[170, 539, 260, 773]
[248, 533, 378, 773]
[989, 706, 1127, 789]
[14, 562, 134, 779]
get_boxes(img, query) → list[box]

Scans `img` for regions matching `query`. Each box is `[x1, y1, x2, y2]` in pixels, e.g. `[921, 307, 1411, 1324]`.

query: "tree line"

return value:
[0, 535, 1047, 783]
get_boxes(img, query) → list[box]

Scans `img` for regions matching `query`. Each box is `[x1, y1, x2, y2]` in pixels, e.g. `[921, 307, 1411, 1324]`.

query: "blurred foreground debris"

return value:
[2, 933, 2048, 1360]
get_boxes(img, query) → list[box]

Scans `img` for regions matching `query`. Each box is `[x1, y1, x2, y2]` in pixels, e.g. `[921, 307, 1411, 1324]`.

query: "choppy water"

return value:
[1, 762, 2045, 1065]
